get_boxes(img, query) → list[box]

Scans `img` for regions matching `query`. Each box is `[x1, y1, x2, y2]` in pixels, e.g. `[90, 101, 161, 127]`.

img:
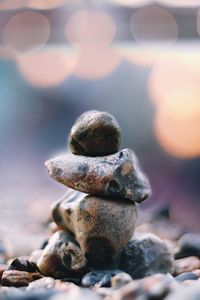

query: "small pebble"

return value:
[82, 270, 121, 287]
[175, 233, 200, 259]
[118, 233, 174, 279]
[174, 257, 200, 276]
[7, 256, 39, 273]
[111, 272, 132, 288]
[37, 230, 86, 279]
[1, 270, 42, 287]
[68, 110, 121, 156]
[175, 272, 198, 282]
[46, 148, 151, 203]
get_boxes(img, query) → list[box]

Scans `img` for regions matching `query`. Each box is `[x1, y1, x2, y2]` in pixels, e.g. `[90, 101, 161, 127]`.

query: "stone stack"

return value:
[37, 110, 151, 278]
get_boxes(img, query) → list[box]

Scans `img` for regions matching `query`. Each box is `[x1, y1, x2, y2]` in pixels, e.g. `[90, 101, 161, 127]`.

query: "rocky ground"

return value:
[1, 206, 200, 300]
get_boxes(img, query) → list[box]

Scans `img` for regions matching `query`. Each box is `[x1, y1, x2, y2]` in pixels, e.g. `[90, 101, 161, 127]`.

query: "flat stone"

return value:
[1, 270, 42, 287]
[118, 233, 174, 279]
[37, 230, 86, 279]
[174, 257, 200, 276]
[68, 110, 121, 156]
[46, 148, 151, 203]
[52, 192, 137, 267]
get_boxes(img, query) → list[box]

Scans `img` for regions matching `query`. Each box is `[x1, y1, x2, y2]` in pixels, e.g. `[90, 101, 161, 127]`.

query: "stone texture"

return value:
[37, 230, 86, 279]
[46, 148, 151, 203]
[52, 192, 137, 267]
[175, 233, 200, 259]
[7, 257, 39, 273]
[82, 270, 121, 287]
[1, 270, 42, 287]
[118, 233, 174, 279]
[174, 257, 200, 276]
[68, 110, 121, 156]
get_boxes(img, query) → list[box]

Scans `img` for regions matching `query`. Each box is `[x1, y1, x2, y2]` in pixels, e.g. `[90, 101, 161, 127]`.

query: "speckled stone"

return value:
[68, 110, 121, 156]
[46, 148, 151, 203]
[37, 230, 86, 279]
[118, 233, 174, 279]
[52, 191, 137, 267]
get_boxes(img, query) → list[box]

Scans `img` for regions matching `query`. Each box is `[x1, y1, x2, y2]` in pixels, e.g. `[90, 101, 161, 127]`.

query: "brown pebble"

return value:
[1, 270, 42, 287]
[174, 257, 200, 276]
[68, 110, 121, 156]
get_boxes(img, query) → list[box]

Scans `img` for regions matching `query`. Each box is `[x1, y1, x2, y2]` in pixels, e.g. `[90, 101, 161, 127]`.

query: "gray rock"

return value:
[175, 272, 198, 282]
[52, 192, 137, 267]
[175, 233, 200, 259]
[68, 110, 121, 156]
[82, 270, 121, 287]
[118, 233, 174, 279]
[46, 148, 151, 203]
[37, 231, 86, 279]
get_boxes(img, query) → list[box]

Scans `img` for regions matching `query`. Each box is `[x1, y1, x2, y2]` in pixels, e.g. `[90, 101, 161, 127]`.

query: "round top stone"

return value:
[68, 110, 121, 156]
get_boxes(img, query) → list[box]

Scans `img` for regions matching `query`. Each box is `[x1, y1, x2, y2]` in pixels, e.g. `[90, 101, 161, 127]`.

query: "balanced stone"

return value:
[68, 110, 121, 156]
[45, 148, 151, 203]
[118, 233, 174, 279]
[37, 231, 86, 278]
[52, 191, 137, 267]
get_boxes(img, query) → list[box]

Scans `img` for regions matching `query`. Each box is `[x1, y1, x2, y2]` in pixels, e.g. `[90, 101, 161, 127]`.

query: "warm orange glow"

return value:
[3, 12, 50, 54]
[16, 48, 78, 87]
[130, 6, 178, 47]
[73, 46, 121, 80]
[65, 9, 116, 48]
[149, 57, 200, 106]
[155, 100, 200, 158]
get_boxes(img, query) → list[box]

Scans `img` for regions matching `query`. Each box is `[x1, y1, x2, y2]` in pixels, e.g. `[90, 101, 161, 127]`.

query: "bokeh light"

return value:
[16, 48, 78, 87]
[0, 0, 26, 10]
[107, 0, 151, 6]
[3, 12, 50, 54]
[149, 56, 200, 106]
[65, 9, 116, 48]
[27, 0, 69, 9]
[118, 45, 163, 66]
[159, 0, 200, 7]
[150, 56, 200, 158]
[73, 46, 121, 80]
[130, 6, 179, 47]
[155, 101, 200, 158]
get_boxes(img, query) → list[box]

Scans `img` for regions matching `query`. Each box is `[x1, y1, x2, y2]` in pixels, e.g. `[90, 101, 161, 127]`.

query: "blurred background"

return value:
[0, 0, 200, 255]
